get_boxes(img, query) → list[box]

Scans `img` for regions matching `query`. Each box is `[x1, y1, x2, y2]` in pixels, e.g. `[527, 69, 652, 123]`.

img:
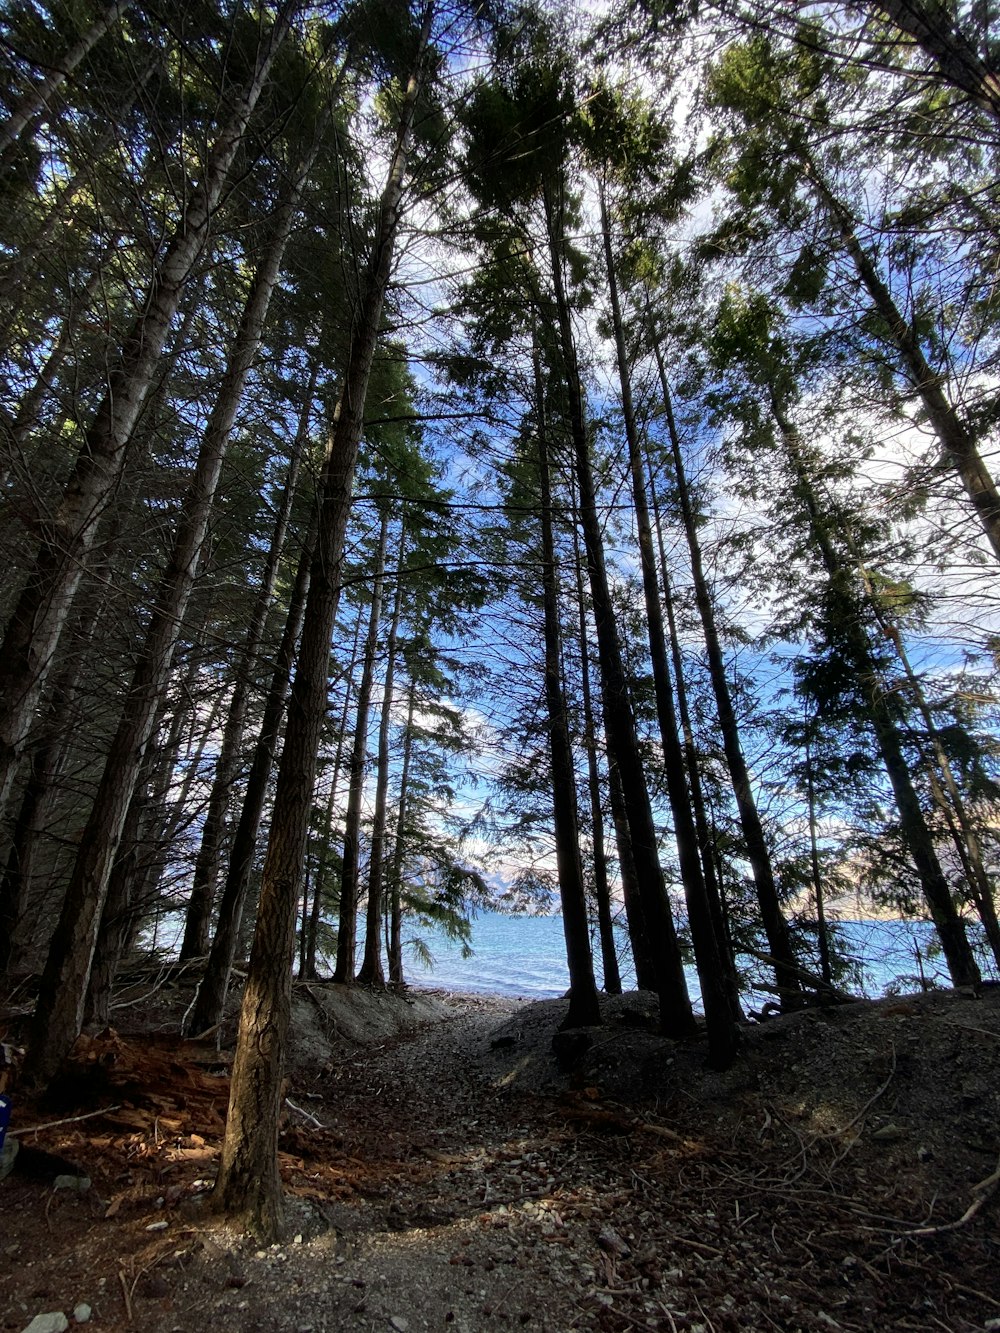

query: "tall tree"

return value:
[0, 2, 297, 827]
[22, 114, 321, 1089]
[213, 1, 438, 1237]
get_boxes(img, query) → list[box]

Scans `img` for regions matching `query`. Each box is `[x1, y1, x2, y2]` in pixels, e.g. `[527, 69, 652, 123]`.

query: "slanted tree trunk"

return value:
[85, 653, 211, 1023]
[303, 612, 363, 979]
[387, 683, 416, 987]
[185, 506, 319, 1037]
[647, 456, 743, 1019]
[180, 355, 318, 960]
[804, 159, 1000, 563]
[0, 593, 99, 979]
[357, 524, 407, 987]
[83, 750, 157, 1028]
[213, 9, 434, 1238]
[542, 179, 694, 1040]
[333, 513, 389, 984]
[21, 128, 313, 1090]
[855, 572, 1000, 969]
[533, 348, 601, 1030]
[873, 0, 1000, 121]
[600, 181, 736, 1065]
[0, 4, 295, 829]
[649, 334, 803, 1009]
[774, 397, 980, 988]
[570, 511, 620, 996]
[0, 0, 130, 159]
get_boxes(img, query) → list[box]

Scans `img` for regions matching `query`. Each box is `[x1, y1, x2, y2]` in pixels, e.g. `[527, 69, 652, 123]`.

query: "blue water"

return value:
[398, 911, 994, 1002]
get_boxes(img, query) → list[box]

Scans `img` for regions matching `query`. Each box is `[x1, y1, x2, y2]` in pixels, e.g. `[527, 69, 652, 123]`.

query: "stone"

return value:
[72, 1307, 91, 1325]
[871, 1123, 904, 1142]
[389, 1319, 410, 1332]
[20, 1314, 69, 1333]
[597, 1227, 629, 1257]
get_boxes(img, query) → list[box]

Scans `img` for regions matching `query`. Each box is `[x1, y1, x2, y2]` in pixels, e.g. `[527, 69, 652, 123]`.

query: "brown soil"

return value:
[1, 978, 999, 1333]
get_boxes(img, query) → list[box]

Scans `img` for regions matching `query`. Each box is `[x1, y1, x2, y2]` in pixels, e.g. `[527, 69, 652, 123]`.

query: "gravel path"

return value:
[4, 985, 999, 1333]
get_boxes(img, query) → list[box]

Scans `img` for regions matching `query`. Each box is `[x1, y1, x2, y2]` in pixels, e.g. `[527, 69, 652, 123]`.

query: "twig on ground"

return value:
[900, 1153, 1000, 1238]
[285, 1097, 326, 1129]
[661, 1232, 723, 1257]
[118, 1269, 133, 1324]
[657, 1305, 680, 1333]
[17, 1104, 121, 1136]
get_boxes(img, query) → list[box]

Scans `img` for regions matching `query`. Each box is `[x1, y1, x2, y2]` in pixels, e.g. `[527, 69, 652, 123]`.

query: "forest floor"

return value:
[1, 973, 999, 1333]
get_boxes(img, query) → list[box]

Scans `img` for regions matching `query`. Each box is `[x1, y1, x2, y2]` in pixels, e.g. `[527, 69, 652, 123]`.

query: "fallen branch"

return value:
[829, 1041, 897, 1140]
[16, 1104, 121, 1136]
[901, 1153, 1000, 1238]
[285, 1097, 325, 1129]
[742, 948, 852, 1003]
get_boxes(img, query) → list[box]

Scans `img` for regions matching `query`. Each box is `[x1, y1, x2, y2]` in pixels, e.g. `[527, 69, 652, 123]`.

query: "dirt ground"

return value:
[1, 974, 999, 1333]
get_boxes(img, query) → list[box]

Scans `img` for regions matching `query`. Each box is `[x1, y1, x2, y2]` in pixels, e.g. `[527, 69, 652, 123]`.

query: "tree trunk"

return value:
[0, 1, 130, 159]
[804, 726, 834, 988]
[213, 9, 434, 1238]
[859, 578, 1000, 969]
[180, 354, 318, 960]
[83, 754, 156, 1028]
[0, 591, 98, 979]
[542, 180, 694, 1039]
[647, 455, 743, 1018]
[649, 332, 803, 1008]
[333, 513, 389, 984]
[387, 683, 416, 987]
[874, 0, 1000, 121]
[357, 524, 407, 987]
[185, 506, 319, 1037]
[805, 160, 1000, 563]
[600, 181, 737, 1065]
[570, 510, 621, 996]
[534, 347, 601, 1029]
[21, 127, 311, 1091]
[0, 3, 295, 830]
[303, 612, 363, 980]
[773, 397, 980, 988]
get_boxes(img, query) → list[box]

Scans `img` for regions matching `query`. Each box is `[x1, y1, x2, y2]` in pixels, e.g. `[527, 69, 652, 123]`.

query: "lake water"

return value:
[397, 910, 995, 1003]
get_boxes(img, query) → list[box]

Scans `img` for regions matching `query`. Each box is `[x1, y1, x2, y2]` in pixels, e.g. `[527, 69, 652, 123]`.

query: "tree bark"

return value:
[333, 513, 389, 983]
[0, 4, 296, 829]
[303, 612, 362, 979]
[213, 8, 434, 1238]
[570, 509, 621, 996]
[647, 455, 743, 1018]
[542, 180, 694, 1039]
[533, 347, 601, 1029]
[21, 123, 312, 1090]
[0, 1, 130, 159]
[649, 333, 803, 1008]
[600, 180, 737, 1064]
[387, 683, 416, 986]
[357, 524, 407, 987]
[873, 0, 1000, 121]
